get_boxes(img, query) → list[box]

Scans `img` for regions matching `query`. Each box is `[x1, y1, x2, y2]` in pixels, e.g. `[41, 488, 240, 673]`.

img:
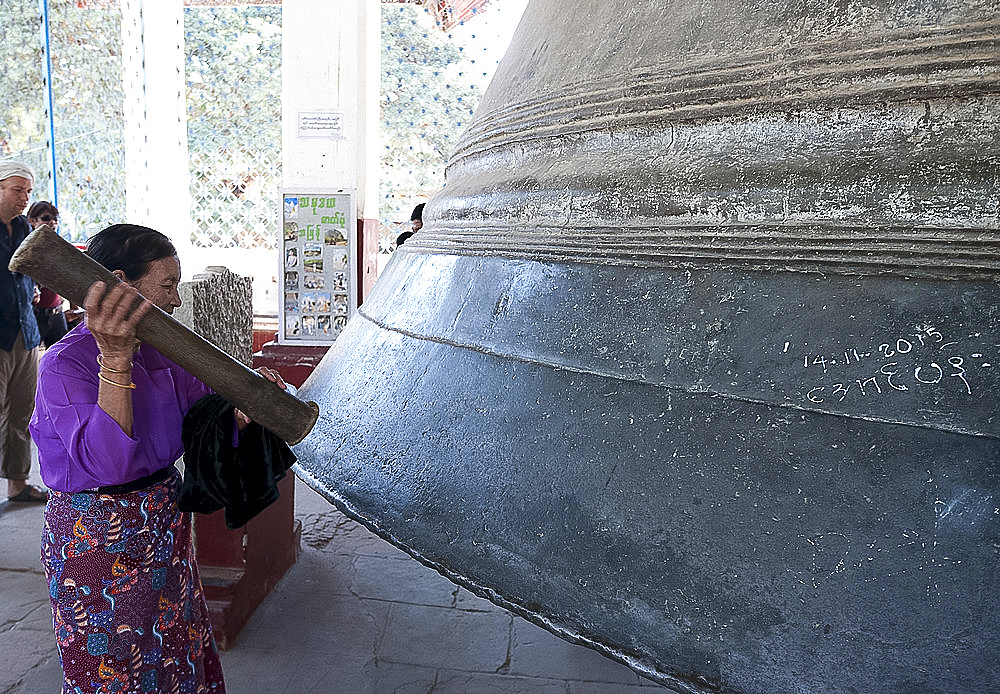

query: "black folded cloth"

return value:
[179, 393, 297, 529]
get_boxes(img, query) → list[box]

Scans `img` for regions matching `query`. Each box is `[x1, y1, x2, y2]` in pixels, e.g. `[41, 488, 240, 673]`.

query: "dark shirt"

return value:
[0, 215, 41, 351]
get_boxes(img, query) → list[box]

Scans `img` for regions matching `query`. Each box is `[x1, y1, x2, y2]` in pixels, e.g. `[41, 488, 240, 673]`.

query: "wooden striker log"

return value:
[10, 225, 319, 445]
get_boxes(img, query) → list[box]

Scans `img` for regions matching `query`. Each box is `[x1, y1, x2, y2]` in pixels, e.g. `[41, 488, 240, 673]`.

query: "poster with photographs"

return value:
[279, 189, 356, 345]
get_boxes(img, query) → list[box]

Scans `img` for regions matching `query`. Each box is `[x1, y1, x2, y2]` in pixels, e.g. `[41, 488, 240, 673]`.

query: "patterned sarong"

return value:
[41, 468, 226, 694]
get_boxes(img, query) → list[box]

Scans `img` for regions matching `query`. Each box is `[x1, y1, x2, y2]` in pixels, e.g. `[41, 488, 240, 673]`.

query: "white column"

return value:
[282, 0, 380, 219]
[120, 0, 148, 223]
[119, 0, 192, 260]
[359, 0, 381, 221]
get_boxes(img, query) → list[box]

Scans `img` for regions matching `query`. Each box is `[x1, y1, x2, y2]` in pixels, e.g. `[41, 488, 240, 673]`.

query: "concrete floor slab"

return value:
[0, 625, 61, 691]
[453, 585, 506, 611]
[363, 661, 440, 694]
[346, 553, 467, 607]
[429, 671, 572, 693]
[569, 680, 676, 693]
[231, 553, 389, 658]
[0, 506, 44, 571]
[377, 601, 513, 671]
[0, 651, 63, 694]
[0, 572, 49, 630]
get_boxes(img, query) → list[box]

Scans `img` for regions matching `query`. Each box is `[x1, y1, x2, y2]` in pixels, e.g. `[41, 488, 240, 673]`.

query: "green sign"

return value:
[280, 190, 355, 344]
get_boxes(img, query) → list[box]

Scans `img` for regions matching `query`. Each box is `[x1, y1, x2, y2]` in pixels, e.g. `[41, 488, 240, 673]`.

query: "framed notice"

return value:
[297, 111, 344, 138]
[279, 189, 356, 345]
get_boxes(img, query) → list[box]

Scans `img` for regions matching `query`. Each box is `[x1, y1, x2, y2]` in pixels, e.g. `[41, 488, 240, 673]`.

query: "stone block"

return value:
[176, 266, 252, 366]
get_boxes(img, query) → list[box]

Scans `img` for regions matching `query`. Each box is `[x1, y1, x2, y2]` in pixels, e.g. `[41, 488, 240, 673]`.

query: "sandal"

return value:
[7, 485, 48, 503]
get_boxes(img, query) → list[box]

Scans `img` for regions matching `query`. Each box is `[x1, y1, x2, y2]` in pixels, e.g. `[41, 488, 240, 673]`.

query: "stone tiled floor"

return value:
[2, 468, 674, 693]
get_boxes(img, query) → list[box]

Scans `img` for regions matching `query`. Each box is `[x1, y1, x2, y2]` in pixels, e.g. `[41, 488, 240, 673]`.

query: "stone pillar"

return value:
[177, 266, 300, 649]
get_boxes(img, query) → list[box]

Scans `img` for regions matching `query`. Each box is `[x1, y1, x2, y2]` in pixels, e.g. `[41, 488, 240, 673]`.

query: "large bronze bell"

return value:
[294, 2, 1000, 692]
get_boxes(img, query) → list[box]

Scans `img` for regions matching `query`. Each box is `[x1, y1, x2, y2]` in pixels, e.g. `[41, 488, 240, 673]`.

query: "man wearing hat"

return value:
[0, 161, 45, 502]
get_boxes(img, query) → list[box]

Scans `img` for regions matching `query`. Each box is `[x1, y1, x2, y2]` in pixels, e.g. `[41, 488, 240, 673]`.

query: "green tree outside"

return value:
[184, 6, 283, 249]
[0, 2, 46, 171]
[1, 0, 124, 243]
[380, 2, 483, 224]
[185, 7, 281, 155]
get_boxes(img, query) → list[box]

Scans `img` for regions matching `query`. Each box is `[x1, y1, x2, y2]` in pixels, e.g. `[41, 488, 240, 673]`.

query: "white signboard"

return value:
[279, 189, 356, 345]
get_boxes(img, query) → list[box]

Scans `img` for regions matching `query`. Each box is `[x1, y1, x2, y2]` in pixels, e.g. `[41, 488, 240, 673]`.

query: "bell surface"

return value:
[294, 2, 1000, 692]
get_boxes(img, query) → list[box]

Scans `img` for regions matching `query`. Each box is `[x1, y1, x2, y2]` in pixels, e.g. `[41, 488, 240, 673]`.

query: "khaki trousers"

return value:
[0, 331, 38, 482]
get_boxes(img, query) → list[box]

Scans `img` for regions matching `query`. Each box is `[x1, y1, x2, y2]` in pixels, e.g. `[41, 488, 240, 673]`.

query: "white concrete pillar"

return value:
[119, 0, 192, 260]
[282, 0, 380, 220]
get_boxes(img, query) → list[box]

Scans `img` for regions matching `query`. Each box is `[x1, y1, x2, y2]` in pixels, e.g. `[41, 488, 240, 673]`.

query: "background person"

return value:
[396, 201, 424, 247]
[0, 161, 45, 503]
[26, 201, 70, 348]
[410, 202, 424, 232]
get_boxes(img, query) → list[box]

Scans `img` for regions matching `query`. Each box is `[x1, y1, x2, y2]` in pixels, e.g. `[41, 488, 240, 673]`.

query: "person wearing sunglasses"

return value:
[27, 201, 71, 349]
[0, 162, 45, 503]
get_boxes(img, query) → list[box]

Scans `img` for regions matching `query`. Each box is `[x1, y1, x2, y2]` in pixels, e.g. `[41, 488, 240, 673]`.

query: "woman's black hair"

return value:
[27, 200, 58, 220]
[86, 224, 177, 280]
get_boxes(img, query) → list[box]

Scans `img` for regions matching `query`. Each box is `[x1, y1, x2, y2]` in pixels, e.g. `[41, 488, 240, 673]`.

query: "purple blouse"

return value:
[30, 322, 213, 493]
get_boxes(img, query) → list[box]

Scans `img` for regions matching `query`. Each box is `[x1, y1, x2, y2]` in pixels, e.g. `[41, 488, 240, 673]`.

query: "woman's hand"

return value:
[84, 281, 153, 368]
[85, 280, 153, 437]
[235, 367, 287, 430]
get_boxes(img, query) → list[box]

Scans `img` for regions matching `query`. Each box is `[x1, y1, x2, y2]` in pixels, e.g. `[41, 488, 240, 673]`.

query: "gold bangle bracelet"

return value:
[97, 354, 132, 374]
[97, 371, 136, 390]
